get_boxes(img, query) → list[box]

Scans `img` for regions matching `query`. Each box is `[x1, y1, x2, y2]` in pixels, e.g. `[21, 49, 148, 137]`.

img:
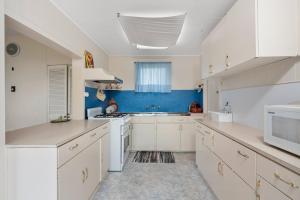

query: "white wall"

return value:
[5, 33, 71, 131]
[108, 56, 201, 90]
[0, 0, 5, 199]
[218, 57, 300, 130]
[4, 0, 109, 120]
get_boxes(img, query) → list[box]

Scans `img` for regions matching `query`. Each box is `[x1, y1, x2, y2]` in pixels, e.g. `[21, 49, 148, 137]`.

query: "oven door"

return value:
[121, 123, 130, 169]
[265, 110, 300, 156]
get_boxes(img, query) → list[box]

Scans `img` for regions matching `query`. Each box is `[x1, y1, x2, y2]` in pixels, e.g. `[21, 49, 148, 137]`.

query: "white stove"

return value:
[87, 107, 131, 172]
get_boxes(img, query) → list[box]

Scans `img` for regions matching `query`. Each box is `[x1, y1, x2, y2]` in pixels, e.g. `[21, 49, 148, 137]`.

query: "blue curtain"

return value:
[135, 62, 171, 93]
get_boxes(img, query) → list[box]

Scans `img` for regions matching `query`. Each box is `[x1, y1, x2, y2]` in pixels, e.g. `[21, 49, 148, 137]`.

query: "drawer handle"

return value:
[102, 126, 108, 130]
[274, 173, 299, 189]
[69, 144, 79, 151]
[82, 170, 86, 183]
[204, 130, 210, 135]
[237, 150, 249, 159]
[90, 133, 97, 137]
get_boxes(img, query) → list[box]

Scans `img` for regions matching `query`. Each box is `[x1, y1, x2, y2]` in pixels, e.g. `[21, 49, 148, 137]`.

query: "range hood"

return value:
[84, 68, 123, 84]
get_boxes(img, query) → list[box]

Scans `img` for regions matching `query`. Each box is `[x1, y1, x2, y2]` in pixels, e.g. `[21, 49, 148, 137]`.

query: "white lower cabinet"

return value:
[131, 116, 196, 152]
[6, 123, 110, 200]
[132, 123, 156, 151]
[156, 123, 180, 151]
[58, 140, 100, 200]
[195, 122, 256, 200]
[100, 133, 110, 181]
[256, 176, 290, 200]
[180, 123, 196, 151]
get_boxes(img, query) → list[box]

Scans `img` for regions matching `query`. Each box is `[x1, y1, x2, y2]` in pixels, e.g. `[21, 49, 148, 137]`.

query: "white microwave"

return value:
[264, 105, 300, 156]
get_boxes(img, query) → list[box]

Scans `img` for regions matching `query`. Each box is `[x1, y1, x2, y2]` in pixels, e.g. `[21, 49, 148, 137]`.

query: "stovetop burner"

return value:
[93, 113, 127, 118]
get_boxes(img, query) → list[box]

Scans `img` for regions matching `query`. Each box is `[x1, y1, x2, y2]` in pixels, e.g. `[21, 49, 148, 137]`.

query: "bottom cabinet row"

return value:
[58, 140, 100, 200]
[196, 133, 255, 200]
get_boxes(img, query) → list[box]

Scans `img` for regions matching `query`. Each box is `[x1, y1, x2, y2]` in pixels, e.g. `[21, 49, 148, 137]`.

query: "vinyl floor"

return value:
[93, 153, 218, 200]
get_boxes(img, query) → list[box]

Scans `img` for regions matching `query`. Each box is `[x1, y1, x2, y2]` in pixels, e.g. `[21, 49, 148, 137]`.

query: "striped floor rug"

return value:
[132, 151, 175, 163]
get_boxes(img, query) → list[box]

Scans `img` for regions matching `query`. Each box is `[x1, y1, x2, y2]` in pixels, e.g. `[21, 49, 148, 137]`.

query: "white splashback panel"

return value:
[220, 82, 300, 130]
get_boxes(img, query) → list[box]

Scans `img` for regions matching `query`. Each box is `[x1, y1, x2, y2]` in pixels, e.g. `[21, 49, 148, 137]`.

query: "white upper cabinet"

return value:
[224, 0, 256, 68]
[201, 0, 299, 79]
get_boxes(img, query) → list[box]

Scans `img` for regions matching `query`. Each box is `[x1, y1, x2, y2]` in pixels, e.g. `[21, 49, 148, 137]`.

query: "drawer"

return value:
[213, 131, 256, 189]
[58, 124, 109, 167]
[257, 175, 291, 200]
[194, 123, 205, 133]
[98, 123, 110, 138]
[58, 135, 88, 167]
[194, 123, 214, 149]
[131, 116, 156, 124]
[257, 154, 300, 199]
[156, 116, 192, 123]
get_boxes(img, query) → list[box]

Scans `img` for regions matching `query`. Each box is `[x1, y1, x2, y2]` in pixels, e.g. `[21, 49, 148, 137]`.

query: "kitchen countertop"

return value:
[5, 120, 110, 148]
[195, 118, 300, 175]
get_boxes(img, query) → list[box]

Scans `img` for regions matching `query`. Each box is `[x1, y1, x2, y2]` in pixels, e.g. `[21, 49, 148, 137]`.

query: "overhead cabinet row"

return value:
[201, 0, 299, 79]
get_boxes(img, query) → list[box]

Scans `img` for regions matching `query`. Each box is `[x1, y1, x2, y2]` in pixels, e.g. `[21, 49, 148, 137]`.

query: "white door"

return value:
[257, 176, 290, 200]
[201, 36, 212, 79]
[156, 123, 180, 151]
[48, 65, 69, 121]
[132, 123, 156, 151]
[210, 16, 227, 73]
[220, 161, 255, 200]
[58, 141, 100, 200]
[225, 0, 256, 68]
[180, 123, 196, 151]
[100, 133, 110, 181]
[257, 0, 298, 57]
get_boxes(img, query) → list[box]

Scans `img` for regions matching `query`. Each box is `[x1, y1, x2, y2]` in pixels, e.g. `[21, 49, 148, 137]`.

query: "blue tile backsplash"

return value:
[85, 87, 203, 114]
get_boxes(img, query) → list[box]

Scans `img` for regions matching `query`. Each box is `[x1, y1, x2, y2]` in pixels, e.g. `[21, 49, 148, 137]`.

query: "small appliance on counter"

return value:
[264, 105, 300, 156]
[189, 102, 202, 113]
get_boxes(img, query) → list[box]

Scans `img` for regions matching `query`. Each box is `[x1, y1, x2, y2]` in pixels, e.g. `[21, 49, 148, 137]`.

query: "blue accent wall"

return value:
[85, 87, 203, 113]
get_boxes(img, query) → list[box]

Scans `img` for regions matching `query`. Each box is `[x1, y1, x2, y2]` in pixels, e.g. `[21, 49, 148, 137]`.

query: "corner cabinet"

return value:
[195, 121, 300, 200]
[6, 123, 110, 200]
[201, 0, 298, 79]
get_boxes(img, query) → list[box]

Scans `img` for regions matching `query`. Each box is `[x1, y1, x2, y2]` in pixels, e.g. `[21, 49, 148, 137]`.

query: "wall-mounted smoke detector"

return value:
[118, 13, 186, 49]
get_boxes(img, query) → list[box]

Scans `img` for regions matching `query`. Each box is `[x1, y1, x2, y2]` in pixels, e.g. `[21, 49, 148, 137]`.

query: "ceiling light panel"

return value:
[118, 13, 186, 48]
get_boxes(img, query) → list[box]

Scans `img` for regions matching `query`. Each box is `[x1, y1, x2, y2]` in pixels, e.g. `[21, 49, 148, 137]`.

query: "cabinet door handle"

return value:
[256, 179, 261, 200]
[274, 173, 299, 189]
[225, 55, 230, 68]
[237, 150, 249, 159]
[69, 144, 79, 151]
[209, 65, 213, 74]
[85, 168, 89, 180]
[217, 162, 223, 176]
[82, 170, 86, 183]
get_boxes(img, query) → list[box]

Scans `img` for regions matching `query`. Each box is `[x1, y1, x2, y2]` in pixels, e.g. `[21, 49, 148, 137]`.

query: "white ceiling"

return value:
[51, 0, 237, 56]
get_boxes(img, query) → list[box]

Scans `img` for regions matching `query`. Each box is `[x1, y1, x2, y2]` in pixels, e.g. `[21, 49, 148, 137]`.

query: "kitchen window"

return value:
[135, 62, 171, 93]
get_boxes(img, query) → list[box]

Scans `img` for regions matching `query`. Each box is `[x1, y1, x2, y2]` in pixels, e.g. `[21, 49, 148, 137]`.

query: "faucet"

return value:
[145, 104, 160, 112]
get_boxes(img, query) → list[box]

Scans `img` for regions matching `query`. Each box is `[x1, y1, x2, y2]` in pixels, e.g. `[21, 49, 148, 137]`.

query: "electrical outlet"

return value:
[11, 86, 16, 92]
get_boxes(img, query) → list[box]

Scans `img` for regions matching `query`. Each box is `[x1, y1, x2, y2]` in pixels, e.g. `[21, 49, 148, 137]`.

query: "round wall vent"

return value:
[6, 43, 20, 57]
